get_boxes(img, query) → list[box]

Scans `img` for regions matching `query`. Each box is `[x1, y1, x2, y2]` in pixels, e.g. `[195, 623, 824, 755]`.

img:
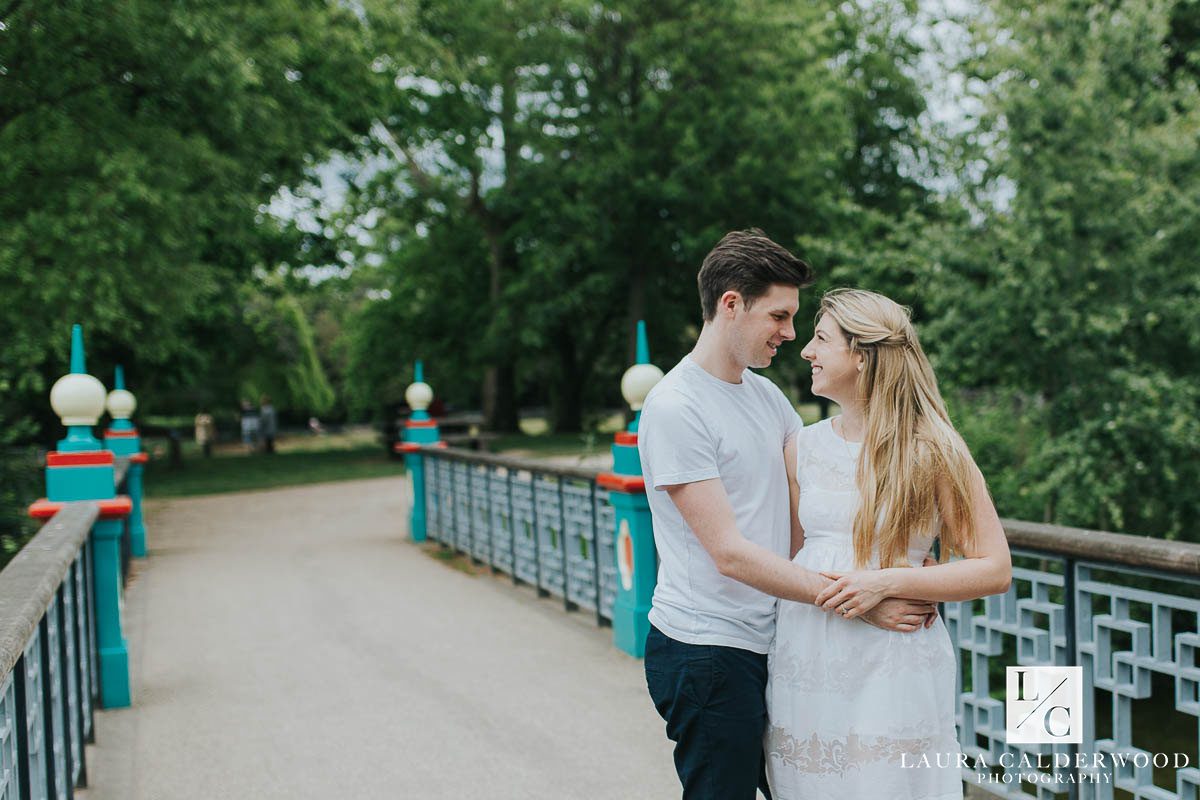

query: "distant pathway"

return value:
[77, 476, 677, 800]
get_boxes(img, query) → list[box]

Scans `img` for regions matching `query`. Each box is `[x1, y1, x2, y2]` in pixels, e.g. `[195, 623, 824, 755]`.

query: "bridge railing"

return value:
[423, 448, 620, 626]
[0, 502, 101, 800]
[420, 445, 1200, 800]
[946, 523, 1200, 799]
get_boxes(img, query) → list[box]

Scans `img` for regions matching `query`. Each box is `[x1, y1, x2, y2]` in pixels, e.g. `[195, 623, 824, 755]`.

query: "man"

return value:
[638, 229, 935, 799]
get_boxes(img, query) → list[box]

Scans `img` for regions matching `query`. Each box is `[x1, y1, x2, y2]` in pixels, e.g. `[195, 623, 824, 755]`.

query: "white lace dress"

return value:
[765, 419, 963, 800]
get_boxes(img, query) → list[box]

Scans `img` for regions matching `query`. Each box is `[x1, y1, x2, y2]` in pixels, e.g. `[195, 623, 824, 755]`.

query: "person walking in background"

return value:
[193, 409, 216, 457]
[259, 395, 277, 454]
[239, 399, 260, 452]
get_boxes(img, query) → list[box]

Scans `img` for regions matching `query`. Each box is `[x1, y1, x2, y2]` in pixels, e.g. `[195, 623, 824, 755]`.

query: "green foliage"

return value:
[340, 211, 494, 419]
[144, 442, 403, 498]
[943, 389, 1050, 524]
[5, 0, 1198, 547]
[0, 0, 381, 440]
[239, 287, 337, 414]
[923, 0, 1200, 540]
[0, 443, 41, 566]
[339, 0, 934, 430]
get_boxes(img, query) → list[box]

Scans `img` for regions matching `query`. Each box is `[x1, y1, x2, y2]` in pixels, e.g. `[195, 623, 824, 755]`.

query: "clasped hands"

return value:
[813, 557, 938, 633]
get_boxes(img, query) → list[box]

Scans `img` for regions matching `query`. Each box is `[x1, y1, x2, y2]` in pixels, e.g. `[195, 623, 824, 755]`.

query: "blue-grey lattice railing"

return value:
[0, 502, 101, 799]
[425, 448, 618, 626]
[420, 446, 1200, 800]
[946, 523, 1200, 800]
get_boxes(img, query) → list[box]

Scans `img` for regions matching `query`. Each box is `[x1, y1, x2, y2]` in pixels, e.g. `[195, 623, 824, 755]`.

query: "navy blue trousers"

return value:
[644, 625, 773, 800]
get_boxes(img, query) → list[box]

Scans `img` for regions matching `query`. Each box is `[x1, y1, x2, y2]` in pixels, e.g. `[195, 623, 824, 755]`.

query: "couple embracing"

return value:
[639, 230, 1013, 800]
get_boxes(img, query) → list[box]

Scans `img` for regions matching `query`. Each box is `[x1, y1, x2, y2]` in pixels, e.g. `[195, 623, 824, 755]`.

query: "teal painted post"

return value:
[635, 319, 650, 363]
[124, 464, 146, 557]
[606, 480, 654, 657]
[91, 517, 131, 707]
[602, 320, 664, 658]
[394, 361, 442, 542]
[37, 326, 133, 708]
[105, 365, 148, 557]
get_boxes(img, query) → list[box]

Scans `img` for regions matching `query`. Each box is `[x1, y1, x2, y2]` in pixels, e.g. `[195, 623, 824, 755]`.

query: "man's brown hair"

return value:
[697, 229, 814, 321]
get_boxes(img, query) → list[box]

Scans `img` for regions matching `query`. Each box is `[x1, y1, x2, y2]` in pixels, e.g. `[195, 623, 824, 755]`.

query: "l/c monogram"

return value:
[1006, 667, 1082, 744]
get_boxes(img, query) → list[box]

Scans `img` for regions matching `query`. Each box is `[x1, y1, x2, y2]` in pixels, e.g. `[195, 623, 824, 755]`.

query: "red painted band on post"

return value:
[47, 452, 114, 467]
[406, 419, 438, 428]
[104, 429, 139, 438]
[28, 499, 59, 519]
[394, 442, 443, 453]
[29, 496, 132, 519]
[614, 432, 638, 446]
[596, 473, 646, 493]
[100, 497, 134, 517]
[130, 453, 149, 464]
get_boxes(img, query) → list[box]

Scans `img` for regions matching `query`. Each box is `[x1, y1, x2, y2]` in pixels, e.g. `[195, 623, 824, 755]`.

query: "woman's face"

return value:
[800, 314, 862, 403]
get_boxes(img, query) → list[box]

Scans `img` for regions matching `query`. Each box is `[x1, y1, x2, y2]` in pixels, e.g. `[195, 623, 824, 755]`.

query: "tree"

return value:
[350, 0, 587, 431]
[0, 0, 386, 548]
[0, 0, 382, 441]
[340, 0, 934, 431]
[924, 0, 1200, 539]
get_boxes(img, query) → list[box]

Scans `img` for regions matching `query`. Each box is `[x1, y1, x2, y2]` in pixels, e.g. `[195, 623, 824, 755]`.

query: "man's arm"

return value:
[859, 599, 938, 632]
[665, 478, 828, 604]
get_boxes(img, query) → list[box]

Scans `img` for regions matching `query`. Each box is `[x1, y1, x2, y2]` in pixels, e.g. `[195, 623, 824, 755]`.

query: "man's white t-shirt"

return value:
[638, 356, 803, 654]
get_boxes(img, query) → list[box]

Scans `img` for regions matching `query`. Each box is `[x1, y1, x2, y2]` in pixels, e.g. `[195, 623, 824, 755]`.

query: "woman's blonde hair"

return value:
[817, 288, 979, 568]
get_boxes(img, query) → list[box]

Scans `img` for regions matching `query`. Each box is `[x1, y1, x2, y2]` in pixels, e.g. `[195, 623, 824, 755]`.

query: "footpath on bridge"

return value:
[76, 475, 678, 800]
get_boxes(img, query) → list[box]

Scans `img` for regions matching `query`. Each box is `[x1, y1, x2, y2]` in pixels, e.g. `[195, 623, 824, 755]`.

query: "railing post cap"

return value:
[621, 363, 663, 412]
[406, 360, 433, 417]
[406, 381, 433, 412]
[51, 371, 108, 426]
[106, 387, 137, 420]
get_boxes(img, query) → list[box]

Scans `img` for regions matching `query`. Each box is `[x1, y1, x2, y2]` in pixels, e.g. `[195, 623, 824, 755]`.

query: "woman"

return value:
[765, 289, 1011, 799]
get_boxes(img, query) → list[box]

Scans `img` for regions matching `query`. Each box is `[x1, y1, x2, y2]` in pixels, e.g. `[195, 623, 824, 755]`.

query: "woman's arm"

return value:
[814, 463, 1012, 619]
[785, 437, 805, 558]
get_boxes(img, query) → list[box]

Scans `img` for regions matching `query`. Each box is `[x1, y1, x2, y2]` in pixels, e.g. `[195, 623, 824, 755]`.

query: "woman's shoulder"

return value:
[801, 416, 832, 434]
[795, 417, 833, 452]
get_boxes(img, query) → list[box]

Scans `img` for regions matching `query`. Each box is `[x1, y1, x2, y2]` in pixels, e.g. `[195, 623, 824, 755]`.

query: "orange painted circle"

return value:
[617, 520, 634, 591]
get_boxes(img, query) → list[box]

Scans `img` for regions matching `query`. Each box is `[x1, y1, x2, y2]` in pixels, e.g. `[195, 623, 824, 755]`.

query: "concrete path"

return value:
[76, 476, 678, 800]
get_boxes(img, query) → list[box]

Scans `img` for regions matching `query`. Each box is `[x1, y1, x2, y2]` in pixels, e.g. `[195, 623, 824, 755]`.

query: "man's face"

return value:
[728, 283, 799, 369]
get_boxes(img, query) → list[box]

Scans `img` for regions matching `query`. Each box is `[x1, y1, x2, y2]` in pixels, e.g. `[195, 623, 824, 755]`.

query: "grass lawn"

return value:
[797, 402, 831, 426]
[491, 403, 830, 458]
[490, 430, 614, 458]
[143, 427, 404, 498]
[141, 402, 832, 499]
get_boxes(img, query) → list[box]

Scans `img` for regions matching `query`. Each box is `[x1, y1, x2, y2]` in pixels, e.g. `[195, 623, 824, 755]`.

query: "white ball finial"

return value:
[621, 363, 664, 412]
[50, 373, 108, 426]
[405, 381, 433, 412]
[106, 388, 137, 420]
